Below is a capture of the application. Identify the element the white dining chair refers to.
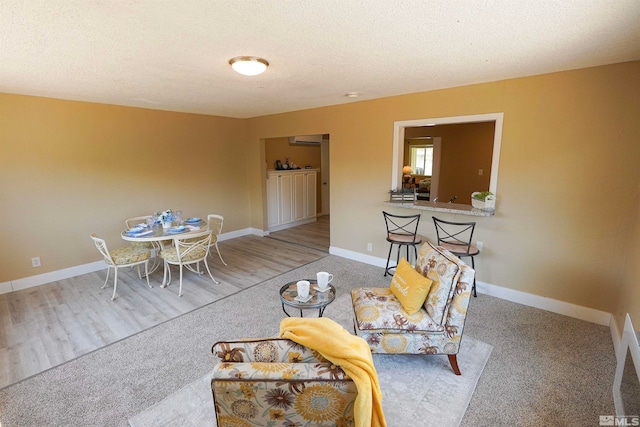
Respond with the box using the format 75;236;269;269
90;234;152;300
124;215;152;229
124;215;161;271
207;214;227;265
160;230;219;297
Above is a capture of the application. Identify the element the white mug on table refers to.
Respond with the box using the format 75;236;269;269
316;272;333;290
296;280;310;298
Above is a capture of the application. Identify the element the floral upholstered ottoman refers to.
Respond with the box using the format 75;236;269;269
211;338;357;426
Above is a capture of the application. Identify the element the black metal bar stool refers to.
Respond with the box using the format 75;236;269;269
382;211;422;276
432;216;480;297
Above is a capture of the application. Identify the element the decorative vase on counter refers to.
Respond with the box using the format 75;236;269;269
471;191;496;211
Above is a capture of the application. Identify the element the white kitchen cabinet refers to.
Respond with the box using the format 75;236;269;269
267;169;317;231
305;170;317;220
279;173;294;225
293;172;305;221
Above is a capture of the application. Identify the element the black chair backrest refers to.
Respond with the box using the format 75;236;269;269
432;216;476;254
383;211;421;243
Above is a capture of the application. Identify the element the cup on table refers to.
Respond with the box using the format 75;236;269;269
316;272;333;290
146;217;154;228
296;280;310;298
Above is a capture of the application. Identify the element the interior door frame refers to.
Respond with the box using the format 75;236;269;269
320;138;330;216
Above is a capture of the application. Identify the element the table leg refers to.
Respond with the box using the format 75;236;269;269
161;261;172;288
281;303;290;317
141;241;160;275
157;240;173;287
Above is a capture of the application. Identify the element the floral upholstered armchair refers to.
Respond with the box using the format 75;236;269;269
211;338;357;427
351;242;475;375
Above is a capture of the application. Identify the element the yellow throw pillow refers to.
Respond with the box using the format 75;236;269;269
390;258;433;315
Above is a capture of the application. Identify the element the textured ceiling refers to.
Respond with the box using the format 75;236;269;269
1;1;639;119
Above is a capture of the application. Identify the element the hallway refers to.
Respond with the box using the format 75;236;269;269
266;215;329;252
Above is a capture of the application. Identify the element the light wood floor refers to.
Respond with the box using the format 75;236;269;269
0;232;328;390
266;215;330;252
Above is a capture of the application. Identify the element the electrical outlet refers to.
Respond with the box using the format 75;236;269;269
476;241;484;251
31;257;41;267
367;243;373;252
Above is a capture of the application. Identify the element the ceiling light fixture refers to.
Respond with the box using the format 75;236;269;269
229;56;269;76
345;92;359;98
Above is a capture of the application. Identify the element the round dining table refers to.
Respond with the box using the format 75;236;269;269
120;220;209;276
120;223;208;245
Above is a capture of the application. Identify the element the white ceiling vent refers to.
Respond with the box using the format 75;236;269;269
289;135;323;145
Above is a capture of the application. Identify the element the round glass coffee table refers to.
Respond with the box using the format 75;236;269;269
279;280;336;317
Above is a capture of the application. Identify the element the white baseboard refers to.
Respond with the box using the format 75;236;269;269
611;315;622;359
219;227;267;240
0;281;12;294
329;246;389;268
331;245;613;326
477;280;611;326
11;261;106;292
1;227;263;295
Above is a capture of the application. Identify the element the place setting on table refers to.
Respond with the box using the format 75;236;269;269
121;210;208;242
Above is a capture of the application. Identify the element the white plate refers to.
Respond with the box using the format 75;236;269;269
168;226;186;233
186;218;202;223
294;295;313;303
126;226;144;234
313;286;331;293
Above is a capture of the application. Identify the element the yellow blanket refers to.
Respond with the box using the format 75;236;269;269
280;317;387;427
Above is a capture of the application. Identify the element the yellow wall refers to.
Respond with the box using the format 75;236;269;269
0;93;248;281
265;136;321;171
246;61;640;316
613;190;640;334
2;61;640;328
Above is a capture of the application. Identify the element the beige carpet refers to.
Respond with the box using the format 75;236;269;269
0;255;490;426
129;294;492;427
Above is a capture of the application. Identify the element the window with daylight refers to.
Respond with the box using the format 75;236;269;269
410;145;433;176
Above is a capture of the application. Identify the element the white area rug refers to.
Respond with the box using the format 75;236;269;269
129;296;492;427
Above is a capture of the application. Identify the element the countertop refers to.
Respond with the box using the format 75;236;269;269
383;200;495;217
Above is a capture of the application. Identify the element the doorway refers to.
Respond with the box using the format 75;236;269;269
321;137;330;215
263;134;330;251
266;215;330;252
